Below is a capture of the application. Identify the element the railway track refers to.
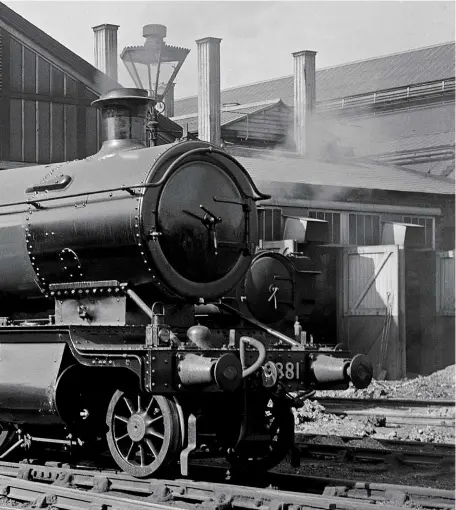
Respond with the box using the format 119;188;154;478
0;460;453;510
295;433;455;468
316;398;455;409
316;397;455;427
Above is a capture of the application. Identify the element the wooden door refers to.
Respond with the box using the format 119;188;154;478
342;245;405;379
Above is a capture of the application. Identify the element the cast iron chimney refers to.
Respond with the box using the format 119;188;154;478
293;50;317;155
196;37;222;146
93;23;119;82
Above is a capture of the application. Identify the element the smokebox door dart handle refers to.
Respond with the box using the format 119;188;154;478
182;206;222;255
268;285;279;309
199;205;222;256
199;204;222;225
182;209;205;222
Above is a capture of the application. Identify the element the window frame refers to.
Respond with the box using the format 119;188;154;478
308;209;341;244
402;215;435;249
347;211;381;246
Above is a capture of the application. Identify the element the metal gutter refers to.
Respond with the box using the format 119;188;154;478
262;198;442;216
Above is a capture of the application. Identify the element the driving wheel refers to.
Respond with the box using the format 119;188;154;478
106;390;181;478
227;397;294;473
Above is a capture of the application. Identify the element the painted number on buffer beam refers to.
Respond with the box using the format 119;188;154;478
275;361;300;380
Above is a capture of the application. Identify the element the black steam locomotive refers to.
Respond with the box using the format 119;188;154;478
0;88;372;478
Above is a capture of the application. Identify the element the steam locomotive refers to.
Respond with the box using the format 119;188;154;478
0;88;372;478
229;221;328;341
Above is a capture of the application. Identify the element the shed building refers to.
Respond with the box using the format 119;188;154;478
175;38;455;379
173;42;455;178
243;153;454;379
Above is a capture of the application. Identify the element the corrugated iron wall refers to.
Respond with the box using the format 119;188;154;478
0;29;3;94
223;105;292;147
0;29;101;165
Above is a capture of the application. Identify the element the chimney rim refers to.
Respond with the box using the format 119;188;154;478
196;37;222;44
92;23;120;31
91;88;154;108
292;50;317;58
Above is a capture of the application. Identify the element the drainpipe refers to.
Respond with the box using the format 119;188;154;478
164;83;175;117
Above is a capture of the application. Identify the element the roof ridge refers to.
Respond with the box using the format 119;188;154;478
175;41;455;102
172;99;286;125
176;76;292;101
316;40;455;72
221;98;284;110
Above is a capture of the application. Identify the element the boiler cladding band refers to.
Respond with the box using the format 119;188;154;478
0;147;271;211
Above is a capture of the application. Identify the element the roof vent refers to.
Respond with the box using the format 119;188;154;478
222;102;241;107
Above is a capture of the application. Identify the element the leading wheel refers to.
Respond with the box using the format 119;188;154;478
106;390;181;478
227;397;294;473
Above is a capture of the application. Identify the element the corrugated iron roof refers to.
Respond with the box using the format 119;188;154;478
365;132;455;155
330;104;455;170
336;104;455;144
237;154;455;195
174;42;455;116
171;99;286;133
407;160;455;179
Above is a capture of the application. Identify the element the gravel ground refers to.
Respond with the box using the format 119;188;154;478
315;365;455;400
286;364;455;491
293;365;455;444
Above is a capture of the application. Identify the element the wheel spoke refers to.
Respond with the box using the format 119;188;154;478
114;414;129;424
147;415;163;426
147;428;164;440
139;444;146;466
123;397;135;416
115;432;130;442
145;395;155;415
126;441;135;460
145;438;158;458
137;394;142;412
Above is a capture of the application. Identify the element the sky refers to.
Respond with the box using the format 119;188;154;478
3;1;455;99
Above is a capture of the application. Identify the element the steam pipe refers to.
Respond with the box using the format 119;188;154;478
126;289;152;319
219;303;300;347
240;336;266;378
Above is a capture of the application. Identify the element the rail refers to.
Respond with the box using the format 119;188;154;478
0;461;453;510
316;397;455;408
316;397;455;427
